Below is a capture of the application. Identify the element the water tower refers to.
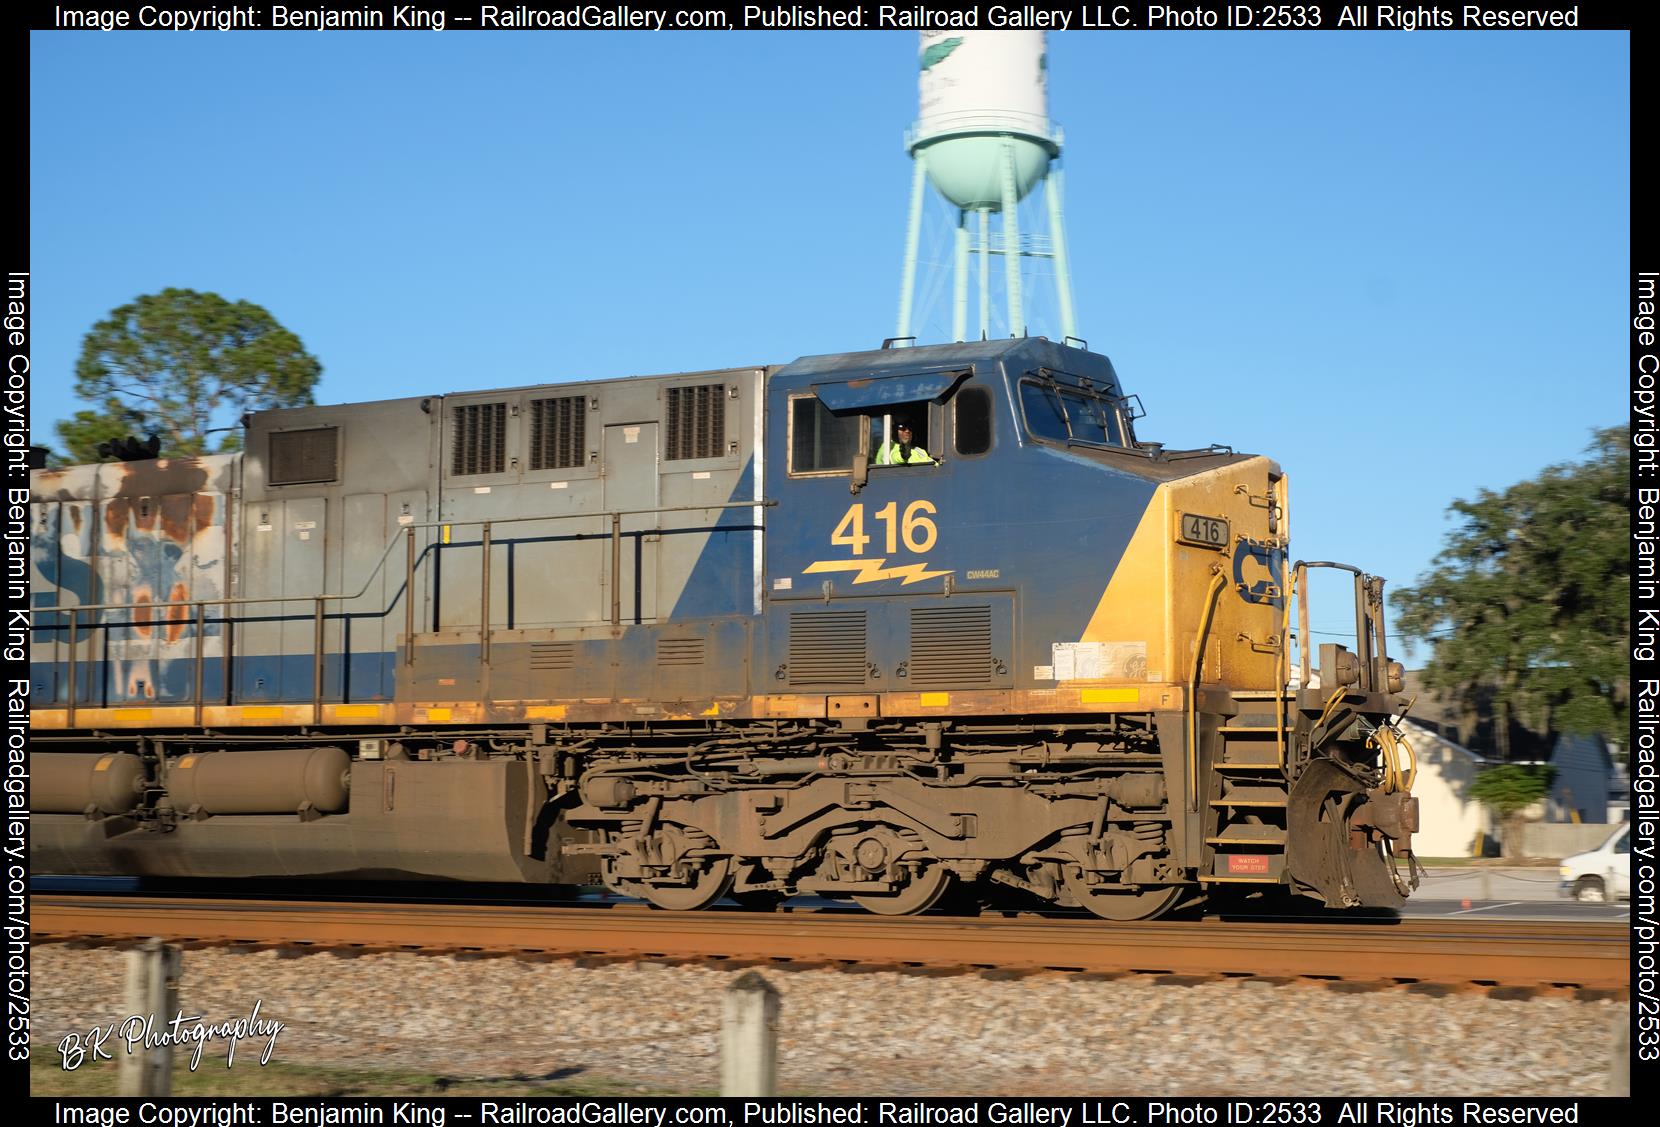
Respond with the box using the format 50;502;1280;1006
896;31;1077;345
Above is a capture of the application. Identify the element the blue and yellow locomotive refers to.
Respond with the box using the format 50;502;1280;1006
29;337;1419;916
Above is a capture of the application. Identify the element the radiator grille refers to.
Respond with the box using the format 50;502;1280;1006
269;427;338;485
909;605;993;688
529;642;576;670
657;638;706;667
664;383;726;461
529;396;586;471
787;611;868;688
452;402;507;476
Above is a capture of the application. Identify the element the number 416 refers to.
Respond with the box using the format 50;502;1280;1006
831;501;938;555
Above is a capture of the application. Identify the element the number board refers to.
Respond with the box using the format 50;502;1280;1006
1177;512;1230;551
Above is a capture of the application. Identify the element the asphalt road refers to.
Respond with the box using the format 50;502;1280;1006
1402;866;1631;921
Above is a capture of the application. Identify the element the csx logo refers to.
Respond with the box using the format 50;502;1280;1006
1233;540;1284;607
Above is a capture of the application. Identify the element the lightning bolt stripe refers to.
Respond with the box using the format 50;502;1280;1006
803;559;955;586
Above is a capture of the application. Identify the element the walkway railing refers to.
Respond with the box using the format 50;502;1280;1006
36;498;773;727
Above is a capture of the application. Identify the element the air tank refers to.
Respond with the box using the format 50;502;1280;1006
911;31;1057;211
167;747;350;816
35;752;146;816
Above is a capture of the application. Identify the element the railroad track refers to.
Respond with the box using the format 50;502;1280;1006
34;894;1629;995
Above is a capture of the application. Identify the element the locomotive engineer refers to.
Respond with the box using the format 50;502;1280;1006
874;418;934;465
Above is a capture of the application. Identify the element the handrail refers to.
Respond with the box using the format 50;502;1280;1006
1291;559;1388;697
1187;568;1227;813
42;497;775;719
1279;562;1301;772
34;499;776;616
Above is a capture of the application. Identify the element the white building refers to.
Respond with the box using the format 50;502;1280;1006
1399;720;1491;858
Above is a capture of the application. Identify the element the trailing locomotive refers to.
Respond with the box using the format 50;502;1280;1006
29;338;1420;918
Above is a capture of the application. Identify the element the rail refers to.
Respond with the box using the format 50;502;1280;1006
37;498;775;727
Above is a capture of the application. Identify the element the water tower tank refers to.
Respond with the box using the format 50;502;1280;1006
910;31;1057;211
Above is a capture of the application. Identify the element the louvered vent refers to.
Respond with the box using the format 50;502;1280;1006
452;403;507;476
269;427;338;486
529;396;586;471
787;611;867;688
664;383;726;461
530;642;576;670
657;638;706;667
909;605;993;688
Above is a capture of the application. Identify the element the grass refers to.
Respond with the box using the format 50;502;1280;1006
1416;857;1562;867
29;1052;683;1098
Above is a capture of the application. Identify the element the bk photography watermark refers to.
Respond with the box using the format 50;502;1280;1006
58;1002;285;1072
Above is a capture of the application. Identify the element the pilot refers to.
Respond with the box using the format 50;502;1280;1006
874;419;933;466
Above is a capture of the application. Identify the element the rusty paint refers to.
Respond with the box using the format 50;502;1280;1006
159;502;186;540
104;498;128;538
115;457;212;498
37;458;234;707
165;583;190;643
131;589;153;639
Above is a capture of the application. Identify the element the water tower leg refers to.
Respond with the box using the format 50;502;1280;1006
953;210;969;343
978;208;991;339
1045;167;1078;343
1000;139;1024;337
896;159;928;341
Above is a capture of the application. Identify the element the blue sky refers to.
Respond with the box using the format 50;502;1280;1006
28;30;1629;654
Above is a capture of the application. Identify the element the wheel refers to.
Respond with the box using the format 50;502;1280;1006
635;855;733;911
852;863;954;916
603;824;734;911
1573;876;1607;903
1063;867;1187;921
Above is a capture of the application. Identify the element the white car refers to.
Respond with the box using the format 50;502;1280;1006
1558;824;1631;902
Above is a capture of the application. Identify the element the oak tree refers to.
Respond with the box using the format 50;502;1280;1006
1390;427;1629;754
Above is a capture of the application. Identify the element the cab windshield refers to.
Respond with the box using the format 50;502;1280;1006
1019;379;1125;448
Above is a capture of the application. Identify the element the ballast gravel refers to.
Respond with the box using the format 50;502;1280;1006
29;944;1626;1096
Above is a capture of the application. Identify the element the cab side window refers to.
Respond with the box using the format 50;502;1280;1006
867;403;938;467
789;395;861;475
955;386;993;457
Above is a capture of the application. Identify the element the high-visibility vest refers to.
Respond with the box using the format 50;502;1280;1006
875;442;933;465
